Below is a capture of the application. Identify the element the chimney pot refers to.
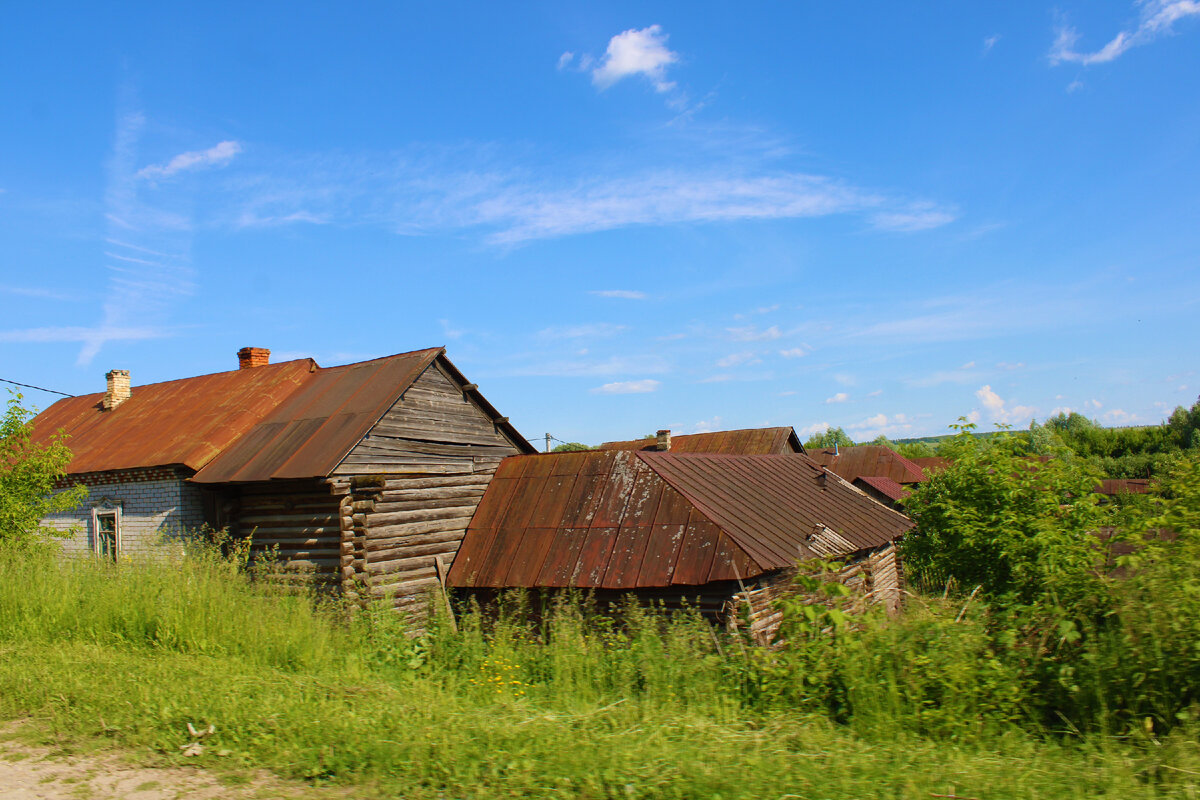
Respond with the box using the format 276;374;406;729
103;369;131;410
237;347;270;369
656;429;672;451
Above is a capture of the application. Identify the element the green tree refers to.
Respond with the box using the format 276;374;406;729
899;420;1109;604
0;394;85;548
896;440;936;459
803;426;854;450
551;442;591;452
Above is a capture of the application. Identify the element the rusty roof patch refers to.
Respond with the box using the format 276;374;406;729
598;427;802;455
447;451;913;590
809;446;927;485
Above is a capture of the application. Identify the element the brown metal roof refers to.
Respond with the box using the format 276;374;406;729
598;427;802;454
29;359;317;474
448;451;913;589
909;456;952;475
854;475;910;502
1095;479;1151;496
193;349;441;483
809;446;927;485
32;347;534;482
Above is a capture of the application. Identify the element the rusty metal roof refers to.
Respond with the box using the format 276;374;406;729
448;450;913;589
854;475;910;502
1095;479;1151;496
909;456;952;475
33;347;533;482
808;446;927;485
29;359;317;474
192;349;442;483
598;427;802;454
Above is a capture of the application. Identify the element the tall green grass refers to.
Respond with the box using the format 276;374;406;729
1;544;1198;798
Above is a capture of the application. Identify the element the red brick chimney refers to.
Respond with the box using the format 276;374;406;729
237;347;270;369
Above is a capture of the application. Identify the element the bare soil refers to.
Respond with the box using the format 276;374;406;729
0;724;353;800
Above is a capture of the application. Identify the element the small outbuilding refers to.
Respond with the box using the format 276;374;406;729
447;449;914;638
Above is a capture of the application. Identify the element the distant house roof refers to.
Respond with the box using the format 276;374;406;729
598;427;802;455
809;446;927;485
1095;479;1151;496
31;347;534;481
853;475;910;503
909;456;952;475
447;450;913;590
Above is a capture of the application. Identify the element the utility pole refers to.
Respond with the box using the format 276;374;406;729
545;432;552;453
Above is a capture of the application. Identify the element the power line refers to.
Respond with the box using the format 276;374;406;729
0;377;75;398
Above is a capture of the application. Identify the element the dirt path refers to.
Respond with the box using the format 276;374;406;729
0;725;351;800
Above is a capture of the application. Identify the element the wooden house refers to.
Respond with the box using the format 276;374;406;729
32;346;535;621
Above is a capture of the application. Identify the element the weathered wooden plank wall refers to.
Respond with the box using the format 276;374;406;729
230;479;344;590
328;360;524;626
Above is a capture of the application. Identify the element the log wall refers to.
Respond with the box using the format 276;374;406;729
228;479;344;590
327;359;524;627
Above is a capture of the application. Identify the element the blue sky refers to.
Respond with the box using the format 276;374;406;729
2;2;1197;446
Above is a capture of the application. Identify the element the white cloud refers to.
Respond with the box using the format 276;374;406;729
799;422;830;437
1103;409;1139;425
538;323;627;339
557;51;575;70
1067;79;1085;93
137;140;242;180
0;285;77;301
1050;406;1073;417
513;354;668;377
825;392;849;404
1088;398;1104;410
727;324;781;342
590;289;647;300
591;25;679;92
960;361;976;369
872;202;957;232
688;415;723;434
592;379;661;394
834;373;856;387
716;351;760;368
1050;1;1200;66
699;374;732;383
983;34;1001;53
779;346;810;358
976;384;1037;426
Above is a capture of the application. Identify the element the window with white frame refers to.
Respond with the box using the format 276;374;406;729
91;499;122;560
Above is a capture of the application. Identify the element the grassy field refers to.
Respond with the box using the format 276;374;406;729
2;546;1198;799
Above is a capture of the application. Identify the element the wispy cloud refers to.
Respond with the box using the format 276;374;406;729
538;323;627;339
825;392;849;404
727;324;781;342
510;354;669;377
872;202;957;232
590;289;647;300
779;346;810;358
983;34;1001;54
0;285;78;301
716;351;760;368
137;140;242;180
592;379;661;394
591;25;679;92
1050;1;1200;66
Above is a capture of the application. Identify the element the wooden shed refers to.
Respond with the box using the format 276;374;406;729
447;449;913;638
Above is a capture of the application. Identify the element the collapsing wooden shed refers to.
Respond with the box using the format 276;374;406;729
447;449;914;637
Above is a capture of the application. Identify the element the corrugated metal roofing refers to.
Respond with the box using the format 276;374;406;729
854;475;910;502
809;446;927;485
1096;479;1151;496
32;347;534;482
448;451;913;589
29;359;317;474
598;427;802;454
909;456;952;475
193;349;441;482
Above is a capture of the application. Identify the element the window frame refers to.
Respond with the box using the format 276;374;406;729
91;498;123;560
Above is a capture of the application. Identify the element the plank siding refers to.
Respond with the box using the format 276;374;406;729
333;360;524;627
229;479;344;590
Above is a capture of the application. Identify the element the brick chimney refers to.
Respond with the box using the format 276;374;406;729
237;347;270;369
103;369;131;410
656;429;672;451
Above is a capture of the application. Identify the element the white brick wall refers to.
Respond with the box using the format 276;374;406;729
43;476;207;558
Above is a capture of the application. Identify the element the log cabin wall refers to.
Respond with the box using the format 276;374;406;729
228;479;345;591
327;359;525;626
